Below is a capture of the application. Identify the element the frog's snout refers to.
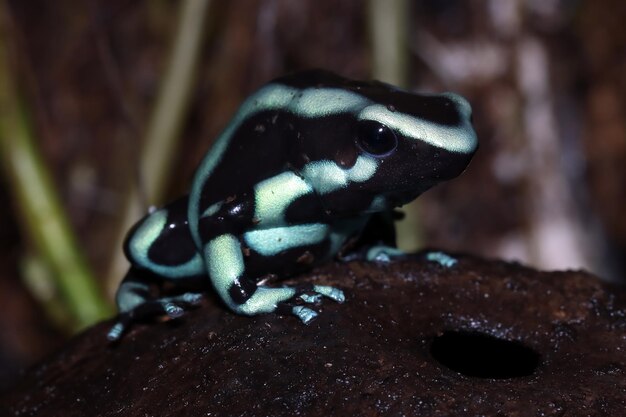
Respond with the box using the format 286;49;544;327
433;149;475;181
442;92;472;119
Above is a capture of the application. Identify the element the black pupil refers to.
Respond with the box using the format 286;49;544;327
357;121;397;156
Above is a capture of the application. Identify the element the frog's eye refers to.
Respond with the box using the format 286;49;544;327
356;121;398;157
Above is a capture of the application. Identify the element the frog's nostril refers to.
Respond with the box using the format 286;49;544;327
442;92;472;119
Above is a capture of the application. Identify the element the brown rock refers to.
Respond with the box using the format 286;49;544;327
1;253;625;416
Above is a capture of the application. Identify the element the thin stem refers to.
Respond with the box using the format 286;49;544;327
367;0;422;251
368;0;408;86
105;0;212;295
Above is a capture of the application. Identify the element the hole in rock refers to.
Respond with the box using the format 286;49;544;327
430;331;541;378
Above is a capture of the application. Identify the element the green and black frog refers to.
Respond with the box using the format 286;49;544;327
108;70;478;341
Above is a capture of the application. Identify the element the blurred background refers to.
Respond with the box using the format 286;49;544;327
0;0;624;389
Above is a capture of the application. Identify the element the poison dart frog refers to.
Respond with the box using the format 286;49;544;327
107;70;478;341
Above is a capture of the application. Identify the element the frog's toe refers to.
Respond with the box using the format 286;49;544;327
313;285;345;303
426;251;457;268
292;305;318;324
107;320;127;342
366;245;405;262
299;293;323;304
162;291;204;308
163;303;184;318
181;292;203;305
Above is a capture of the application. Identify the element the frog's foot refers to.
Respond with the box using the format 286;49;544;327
107;291;203;341
426;251;458;268
230;284;344;325
291;285;344;324
366;245;405;262
299;285;345;304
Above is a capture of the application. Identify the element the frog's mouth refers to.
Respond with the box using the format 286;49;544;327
385;184;434;208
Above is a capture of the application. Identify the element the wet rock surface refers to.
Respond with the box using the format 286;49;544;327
2;253;625;416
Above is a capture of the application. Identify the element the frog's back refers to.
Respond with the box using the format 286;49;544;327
193;105;297;208
188;70;359;219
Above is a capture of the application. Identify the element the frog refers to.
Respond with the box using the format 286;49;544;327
107;70;478;341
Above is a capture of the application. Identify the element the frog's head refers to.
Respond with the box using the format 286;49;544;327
276;70;478;216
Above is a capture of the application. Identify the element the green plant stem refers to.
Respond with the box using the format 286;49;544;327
0;5;113;329
21;253;74;329
142;0;211;202
367;0;422;251
106;0;212;295
368;0;408;86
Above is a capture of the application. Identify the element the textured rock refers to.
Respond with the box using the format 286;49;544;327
1;253;625;416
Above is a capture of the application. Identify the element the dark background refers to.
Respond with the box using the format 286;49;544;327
0;0;624;389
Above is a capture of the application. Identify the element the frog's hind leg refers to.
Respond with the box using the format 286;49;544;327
107;268;203;341
205;234;344;325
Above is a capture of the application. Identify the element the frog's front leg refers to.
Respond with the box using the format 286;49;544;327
338;212;406;263
204;233;343;324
